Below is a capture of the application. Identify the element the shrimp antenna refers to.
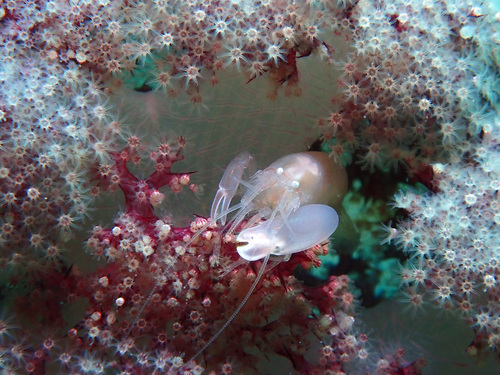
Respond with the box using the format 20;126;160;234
188;254;270;364
125;202;245;339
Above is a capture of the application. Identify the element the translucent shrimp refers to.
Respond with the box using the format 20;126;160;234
187;151;347;363
211;151;347;242
130;151;348;366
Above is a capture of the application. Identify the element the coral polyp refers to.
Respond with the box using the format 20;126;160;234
0;0;498;374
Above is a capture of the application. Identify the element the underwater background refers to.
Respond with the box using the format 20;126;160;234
0;0;499;374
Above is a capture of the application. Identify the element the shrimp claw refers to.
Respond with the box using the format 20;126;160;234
236;204;339;261
210;151;255;225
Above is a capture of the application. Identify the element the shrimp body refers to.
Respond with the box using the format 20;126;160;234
187;151;347;361
132;151;348;365
211;151;347;241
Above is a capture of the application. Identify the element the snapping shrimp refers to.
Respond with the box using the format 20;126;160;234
130;151;348;365
188;151;347;361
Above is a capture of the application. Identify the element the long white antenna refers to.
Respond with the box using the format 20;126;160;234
188;254;270;363
125;203;244;339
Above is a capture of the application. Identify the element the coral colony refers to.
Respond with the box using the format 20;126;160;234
0;0;498;374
